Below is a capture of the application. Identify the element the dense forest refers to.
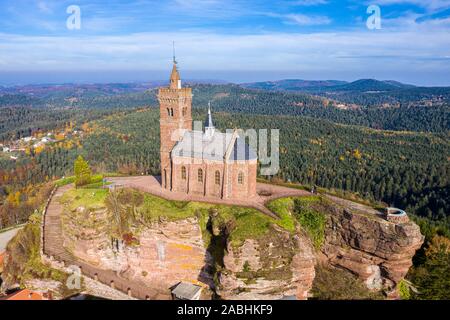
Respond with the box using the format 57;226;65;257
243;79;450;107
0;81;449;235
1;83;449;135
0;106;129;141
1;108;448;234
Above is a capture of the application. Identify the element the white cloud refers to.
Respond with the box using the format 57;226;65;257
36;1;52;14
292;0;329;6
366;0;450;11
0;24;449;75
283;13;332;25
265;12;332;26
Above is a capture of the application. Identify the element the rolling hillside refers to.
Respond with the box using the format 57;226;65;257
242;79;416;92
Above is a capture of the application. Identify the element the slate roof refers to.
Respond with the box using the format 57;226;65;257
171;282;202;300
205;104;214;129
172;130;257;161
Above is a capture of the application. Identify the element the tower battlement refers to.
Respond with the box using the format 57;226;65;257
159;60;193;190
158;87;192;94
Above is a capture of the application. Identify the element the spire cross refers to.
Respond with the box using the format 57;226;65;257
173;41;177;65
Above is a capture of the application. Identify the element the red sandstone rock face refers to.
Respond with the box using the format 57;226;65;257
217;226;316;300
63;211;212;296
322;206;424;292
61;196;423;300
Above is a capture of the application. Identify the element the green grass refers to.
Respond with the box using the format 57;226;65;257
60;185;295;248
139;192;275;247
59;188;108;211
55;176;75;187
139;192;208;222
226;208;273;246
266;197;297;232
293;198;326;249
80;181;111;189
55;174;104;187
257;177;385;211
267;196;322;233
267;196;326;249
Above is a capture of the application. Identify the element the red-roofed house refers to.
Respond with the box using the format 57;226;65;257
0;289;43;300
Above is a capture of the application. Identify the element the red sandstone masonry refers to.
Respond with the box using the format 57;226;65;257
158;69;193;191
158;63;257;200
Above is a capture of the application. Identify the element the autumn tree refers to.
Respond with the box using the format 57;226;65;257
409;235;450;299
74;155;91;187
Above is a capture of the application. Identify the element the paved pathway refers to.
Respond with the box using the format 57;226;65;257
107;176;312;218
324;194;385;219
0;226;24;252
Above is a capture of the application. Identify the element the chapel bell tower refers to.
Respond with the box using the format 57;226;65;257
158;50;193;190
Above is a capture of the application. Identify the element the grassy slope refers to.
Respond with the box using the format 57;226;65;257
267;196;326;249
58;184;335;251
2;212;82;297
59;186;302;247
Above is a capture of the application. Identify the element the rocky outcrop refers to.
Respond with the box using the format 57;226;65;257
62;207;212;297
217;225;316;300
322;203;424;293
61;194;423;300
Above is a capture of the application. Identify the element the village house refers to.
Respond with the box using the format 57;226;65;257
0;289;44;301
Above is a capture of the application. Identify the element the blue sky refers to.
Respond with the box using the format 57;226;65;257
0;0;450;85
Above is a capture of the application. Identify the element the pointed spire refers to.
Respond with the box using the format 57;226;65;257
206;101;214;129
172;41;177;65
169;42;181;89
205;101;215;138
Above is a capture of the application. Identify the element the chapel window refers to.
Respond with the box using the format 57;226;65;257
215;171;220;185
238;172;244;184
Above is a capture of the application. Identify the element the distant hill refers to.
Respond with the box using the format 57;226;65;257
242;78;415;93
1;82;448;133
324;79;416;92
240;79;450;109
0;80;228;99
241;79;347;91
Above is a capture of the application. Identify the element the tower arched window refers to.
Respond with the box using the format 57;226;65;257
170;108;174;116
167;108;170;116
198;169;203;183
215;171;220;185
238;172;244;185
182;107;186;116
181;166;186;180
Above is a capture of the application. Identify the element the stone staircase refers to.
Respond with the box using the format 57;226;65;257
43;184;75;264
